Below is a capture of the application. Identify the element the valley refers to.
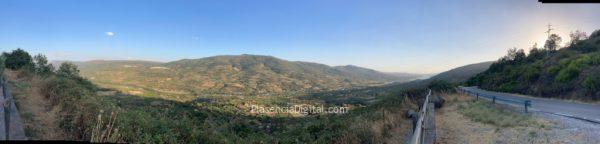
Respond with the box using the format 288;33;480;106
73;55;425;102
2;0;599;143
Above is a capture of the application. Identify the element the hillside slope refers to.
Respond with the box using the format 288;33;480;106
385;72;432;81
428;61;494;83
309;61;493;105
468;29;600;100
333;65;423;83
75;54;408;99
389;61;493;90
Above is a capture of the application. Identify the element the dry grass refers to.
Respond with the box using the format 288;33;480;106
435;93;553;144
5;70;65;140
335;109;412;144
334;97;415;144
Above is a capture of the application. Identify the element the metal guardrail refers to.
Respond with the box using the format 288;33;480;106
0;77;26;140
458;87;531;113
1;77;10;139
409;89;432;144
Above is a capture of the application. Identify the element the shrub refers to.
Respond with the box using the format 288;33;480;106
589;52;600;65
57;62;81;78
499;81;517;92
522;64;540;83
555;55;589;83
527;48;545;62
555;64;580;83
590;29;600;39
427;79;453;91
583;75;600;95
33;54;55;76
575;40;599;53
3;48;33;70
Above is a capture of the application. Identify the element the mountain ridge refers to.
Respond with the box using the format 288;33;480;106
71;54;423;99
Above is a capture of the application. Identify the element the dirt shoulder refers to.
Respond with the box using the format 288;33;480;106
6;70;65;140
435;93;593;144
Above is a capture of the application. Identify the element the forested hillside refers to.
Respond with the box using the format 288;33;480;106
468;29;600;100
74;54;414;101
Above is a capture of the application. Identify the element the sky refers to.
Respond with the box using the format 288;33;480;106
1;0;599;74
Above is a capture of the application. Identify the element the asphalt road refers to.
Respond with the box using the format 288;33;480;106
460;86;600;124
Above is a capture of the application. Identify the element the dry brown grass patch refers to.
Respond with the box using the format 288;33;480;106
5;70;66;140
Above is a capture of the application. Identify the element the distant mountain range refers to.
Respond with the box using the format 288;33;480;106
384;72;433;81
305;61;494;105
66;54;425;97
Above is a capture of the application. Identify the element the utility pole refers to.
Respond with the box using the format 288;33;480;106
546;24;554;38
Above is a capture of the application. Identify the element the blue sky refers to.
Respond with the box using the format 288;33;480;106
1;0;599;73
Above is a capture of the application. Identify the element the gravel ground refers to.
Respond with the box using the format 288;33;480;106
436;94;600;144
530;112;600;144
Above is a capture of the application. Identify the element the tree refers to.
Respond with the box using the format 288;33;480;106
569;30;588;46
590;29;600;39
528;43;544;61
544;34;562;51
583;75;600;98
505;48;518;61
57;62;80;78
3;48;33;70
514;48;526;62
502;48;525;62
34;54;55;76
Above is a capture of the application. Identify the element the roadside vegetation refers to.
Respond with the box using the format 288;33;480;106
0;48;444;143
468;29;600;100
437;93;557;144
458;101;534;128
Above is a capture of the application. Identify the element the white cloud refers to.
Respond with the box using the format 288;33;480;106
106;32;115;37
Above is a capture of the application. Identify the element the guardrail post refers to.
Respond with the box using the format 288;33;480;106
476;93;479;100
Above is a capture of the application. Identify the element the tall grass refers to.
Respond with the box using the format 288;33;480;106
91;110;120;143
458;101;533;128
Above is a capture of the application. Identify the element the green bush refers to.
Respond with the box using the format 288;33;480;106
589;52;600;65
576;40;599;53
522;62;541;82
499;81;517;92
583;75;600;95
33;54;55;76
555;65;580;83
3;48;33;70
57;62;81;78
555;56;589;83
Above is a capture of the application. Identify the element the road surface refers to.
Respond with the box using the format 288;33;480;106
460;86;600;124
